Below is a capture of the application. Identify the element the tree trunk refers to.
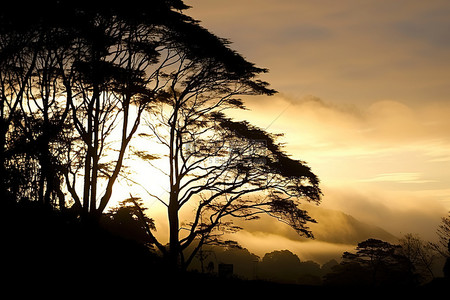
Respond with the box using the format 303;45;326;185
0;122;8;199
90;86;101;213
168;193;181;269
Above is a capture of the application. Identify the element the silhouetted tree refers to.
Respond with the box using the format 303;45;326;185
399;233;437;283
134;31;321;268
3;1;274;221
15;33;73;208
102;197;156;247
59;1;199;219
0;2;79;208
323;261;369;287
0;10;40;201
256;250;323;285
324;238;416;287
1;1;322;284
430;212;450;258
429;212;450;278
259;250;302;284
444;240;450;278
320;259;339;276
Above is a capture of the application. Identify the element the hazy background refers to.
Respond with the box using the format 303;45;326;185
117;0;450;264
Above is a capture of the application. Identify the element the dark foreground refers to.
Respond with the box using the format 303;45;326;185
1;201;448;297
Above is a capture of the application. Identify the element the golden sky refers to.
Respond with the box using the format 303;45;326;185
181;0;450;258
115;0;450;263
187;0;450;104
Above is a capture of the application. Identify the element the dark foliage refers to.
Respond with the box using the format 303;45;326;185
324;239;419;287
1;1;448;296
1;199;448;296
1;199;162;289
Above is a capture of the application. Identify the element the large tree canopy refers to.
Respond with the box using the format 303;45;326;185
1;0;321;273
0;0;277;216
130;14;321;267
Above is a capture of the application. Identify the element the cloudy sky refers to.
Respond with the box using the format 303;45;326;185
177;0;450;262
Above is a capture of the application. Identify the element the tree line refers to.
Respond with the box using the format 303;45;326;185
102;197;449;288
4;195;448;292
183;221;450;288
1;0;322;270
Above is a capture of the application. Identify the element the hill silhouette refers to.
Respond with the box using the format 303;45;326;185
0;200;334;296
230;203;398;265
1;200;447;297
233;201;397;245
305;204;398;244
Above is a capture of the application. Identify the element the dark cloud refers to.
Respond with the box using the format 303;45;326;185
392;7;450;47
186;0;450;102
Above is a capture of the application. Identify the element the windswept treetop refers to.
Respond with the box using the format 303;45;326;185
1;0;321;274
0;0;275;215
1;0;272;83
0;0;273;102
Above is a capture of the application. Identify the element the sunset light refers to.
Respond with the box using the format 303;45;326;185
2;0;449;295
183;0;450;260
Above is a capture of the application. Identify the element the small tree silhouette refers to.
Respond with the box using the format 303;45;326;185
325;238;416;287
102;197;156;247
